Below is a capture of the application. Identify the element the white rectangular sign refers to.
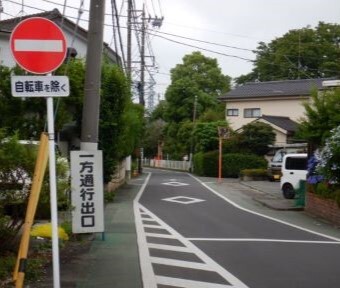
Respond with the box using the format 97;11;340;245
11;75;69;97
71;150;104;234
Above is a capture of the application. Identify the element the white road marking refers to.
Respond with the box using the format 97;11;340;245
14;39;63;52
133;173;157;288
156;276;233;288
162;196;205;205
138;204;249;288
162;181;189;187
145;233;176;239
143;224;163;229
187;238;340;244
151;257;213;270
134;172;249;288
189;174;340;243
147;243;191;252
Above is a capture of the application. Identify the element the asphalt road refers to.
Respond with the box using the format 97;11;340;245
135;169;340;288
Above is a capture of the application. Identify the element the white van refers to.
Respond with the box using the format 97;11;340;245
280;153;308;199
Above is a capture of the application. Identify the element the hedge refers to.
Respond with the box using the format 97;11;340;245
193;151;267;178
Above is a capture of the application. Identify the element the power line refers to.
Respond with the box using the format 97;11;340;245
111;0;126;71
147;31;253;61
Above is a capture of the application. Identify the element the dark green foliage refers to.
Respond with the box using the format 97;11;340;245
235;22;340;84
240;169;268;177
99;63;129;182
298;88;340;146
193;151;267;177
194;121;228;153
238;122;276;155
156;52;231;159
143;119;166;158
165;52;230;123
99;63;143;182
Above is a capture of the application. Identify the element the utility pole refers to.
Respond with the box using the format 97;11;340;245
80;0;105;150
189;95;198;172
140;4;146;106
127;0;132;79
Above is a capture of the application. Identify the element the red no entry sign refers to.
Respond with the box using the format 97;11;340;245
10;17;67;74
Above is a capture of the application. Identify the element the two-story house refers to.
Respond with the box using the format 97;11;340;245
218;78;334;146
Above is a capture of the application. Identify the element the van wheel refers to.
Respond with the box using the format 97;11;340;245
282;184;295;199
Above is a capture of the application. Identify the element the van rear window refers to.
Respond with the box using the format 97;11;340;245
285;157;307;170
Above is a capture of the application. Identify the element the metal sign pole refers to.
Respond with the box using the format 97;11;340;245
46;95;61;288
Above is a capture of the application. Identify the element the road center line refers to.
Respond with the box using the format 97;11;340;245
187;238;340;244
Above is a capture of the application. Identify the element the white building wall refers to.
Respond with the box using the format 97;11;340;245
226;97;310;131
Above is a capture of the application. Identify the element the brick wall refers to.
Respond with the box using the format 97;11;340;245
305;192;340;226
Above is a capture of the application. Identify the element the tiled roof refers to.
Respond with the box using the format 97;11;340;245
0;9;63;32
260;115;298;133
219;78;337;100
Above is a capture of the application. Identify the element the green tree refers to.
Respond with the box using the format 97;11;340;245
298;88;340;146
159;52;230;159
239;122;275;155
194;121;228;153
235;22;340;84
165;51;230;122
143;119;165;158
99;62;144;182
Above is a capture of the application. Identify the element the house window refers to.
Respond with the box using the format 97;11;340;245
244;108;261;118
226;109;239;116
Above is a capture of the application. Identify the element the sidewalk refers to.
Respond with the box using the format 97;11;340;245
34;177;144;288
239;180;303;211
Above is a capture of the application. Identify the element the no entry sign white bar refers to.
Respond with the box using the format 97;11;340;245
14;39;64;52
11;75;69;97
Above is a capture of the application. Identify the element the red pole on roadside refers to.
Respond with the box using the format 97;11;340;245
218;137;222;183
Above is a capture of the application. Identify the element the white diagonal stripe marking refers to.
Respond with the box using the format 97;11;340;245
14;39;63;52
148;243;191;252
151;257;212;270
156;276;233;288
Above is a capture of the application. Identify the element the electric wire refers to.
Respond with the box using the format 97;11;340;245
112;0;127;71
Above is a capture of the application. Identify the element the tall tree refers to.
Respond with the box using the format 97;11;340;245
235;22;340;85
165;51;231;123
298;88;340;146
158;52;230;159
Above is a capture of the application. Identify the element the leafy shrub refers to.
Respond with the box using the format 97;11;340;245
222;154;267;178
104;190;116;203
240;169;268;177
194;151;267;177
0;255;44;282
315;182;333;199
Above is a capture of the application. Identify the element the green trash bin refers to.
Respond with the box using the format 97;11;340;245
295;180;306;207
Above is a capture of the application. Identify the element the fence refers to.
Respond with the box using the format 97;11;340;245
143;159;191;172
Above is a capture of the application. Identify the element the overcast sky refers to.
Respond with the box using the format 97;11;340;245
1;0;340;103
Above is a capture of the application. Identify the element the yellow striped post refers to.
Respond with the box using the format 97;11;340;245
13;133;49;287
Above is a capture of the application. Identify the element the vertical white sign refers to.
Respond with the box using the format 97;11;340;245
71;150;104;233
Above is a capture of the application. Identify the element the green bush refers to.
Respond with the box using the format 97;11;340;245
315;182;333;199
240;169;268;177
194;151;267;178
222;154;267;178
